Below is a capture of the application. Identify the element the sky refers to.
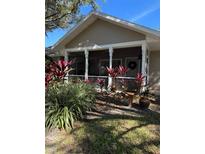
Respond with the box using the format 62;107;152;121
45;0;160;47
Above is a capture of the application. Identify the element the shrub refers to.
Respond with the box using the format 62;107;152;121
45;81;96;130
45;57;73;88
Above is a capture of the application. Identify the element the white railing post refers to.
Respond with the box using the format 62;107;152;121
108;47;113;88
64;50;69;81
84;49;89;80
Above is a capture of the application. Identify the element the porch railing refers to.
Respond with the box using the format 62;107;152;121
66;75;136;90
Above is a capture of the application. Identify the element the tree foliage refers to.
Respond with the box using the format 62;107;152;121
45;0;98;32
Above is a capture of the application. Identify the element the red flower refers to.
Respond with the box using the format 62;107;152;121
106;67;118;78
118;65;128;76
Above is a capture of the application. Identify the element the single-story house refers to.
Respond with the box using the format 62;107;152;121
49;12;160;95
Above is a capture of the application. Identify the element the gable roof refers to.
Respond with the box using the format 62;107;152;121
52;11;160;50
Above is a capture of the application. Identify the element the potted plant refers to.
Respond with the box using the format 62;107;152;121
135;73;151;109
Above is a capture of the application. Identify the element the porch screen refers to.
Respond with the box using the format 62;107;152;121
99;59;121;76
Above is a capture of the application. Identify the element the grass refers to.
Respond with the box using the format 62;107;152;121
45;108;160;154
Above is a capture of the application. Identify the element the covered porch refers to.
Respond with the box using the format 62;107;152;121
63;40;149;90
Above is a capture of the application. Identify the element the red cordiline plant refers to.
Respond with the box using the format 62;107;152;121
135;73;145;94
106;66;129;91
106;67;118;78
96;78;105;92
118;65;128;76
45;58;73;88
118;65;128;91
106;67;118;91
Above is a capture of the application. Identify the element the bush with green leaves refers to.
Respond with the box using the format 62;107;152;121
45;81;96;130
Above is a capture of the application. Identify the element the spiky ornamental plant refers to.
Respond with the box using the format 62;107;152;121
45;57;73;88
106;66;129;92
118;65;128;91
106;67;119;91
45;81;96;131
135;73;145;95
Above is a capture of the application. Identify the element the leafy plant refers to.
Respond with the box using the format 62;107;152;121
106;67;118;78
118;65;128;91
96;78;105;92
45;81;96;130
118;65;128;76
106;66;128;91
45;0;99;32
45;57;73;88
135;73;145;94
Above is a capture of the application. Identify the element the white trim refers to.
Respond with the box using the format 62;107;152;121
67;74;135;80
65;40;146;52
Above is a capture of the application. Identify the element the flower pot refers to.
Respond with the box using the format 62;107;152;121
139;97;151;109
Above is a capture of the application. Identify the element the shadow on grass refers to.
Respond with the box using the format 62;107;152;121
72;109;160;154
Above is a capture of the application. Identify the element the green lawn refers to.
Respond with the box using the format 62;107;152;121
46;105;160;154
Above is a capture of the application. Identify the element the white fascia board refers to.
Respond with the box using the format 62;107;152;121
64;40;146;52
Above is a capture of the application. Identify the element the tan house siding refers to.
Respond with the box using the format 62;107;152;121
65;19;145;48
149;51;160;95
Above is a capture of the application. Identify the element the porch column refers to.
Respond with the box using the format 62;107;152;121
146;49;150;84
108;47;113;88
64;50;68;80
84;49;89;80
141;43;147;87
